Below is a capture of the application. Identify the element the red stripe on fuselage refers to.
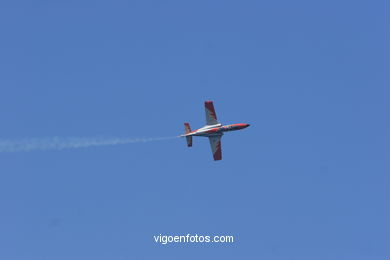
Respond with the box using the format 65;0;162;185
205;128;219;134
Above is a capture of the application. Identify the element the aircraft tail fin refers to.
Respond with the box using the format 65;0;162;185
184;123;192;147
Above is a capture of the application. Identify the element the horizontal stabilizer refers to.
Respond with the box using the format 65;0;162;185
184;123;191;134
186;136;192;147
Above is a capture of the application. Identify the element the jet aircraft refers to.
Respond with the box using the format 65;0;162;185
181;101;250;161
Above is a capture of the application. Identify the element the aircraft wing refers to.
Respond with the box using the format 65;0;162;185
209;135;222;161
205;101;219;125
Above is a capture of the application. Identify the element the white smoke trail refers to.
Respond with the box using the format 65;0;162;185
0;136;178;153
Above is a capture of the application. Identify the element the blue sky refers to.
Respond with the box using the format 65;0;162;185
0;0;387;259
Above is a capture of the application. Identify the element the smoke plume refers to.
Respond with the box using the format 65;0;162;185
0;136;177;153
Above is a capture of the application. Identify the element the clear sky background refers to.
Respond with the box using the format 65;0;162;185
0;0;387;259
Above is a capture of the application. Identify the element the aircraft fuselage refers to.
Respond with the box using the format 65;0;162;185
182;123;250;137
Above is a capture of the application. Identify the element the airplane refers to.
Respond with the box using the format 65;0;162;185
181;101;250;161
